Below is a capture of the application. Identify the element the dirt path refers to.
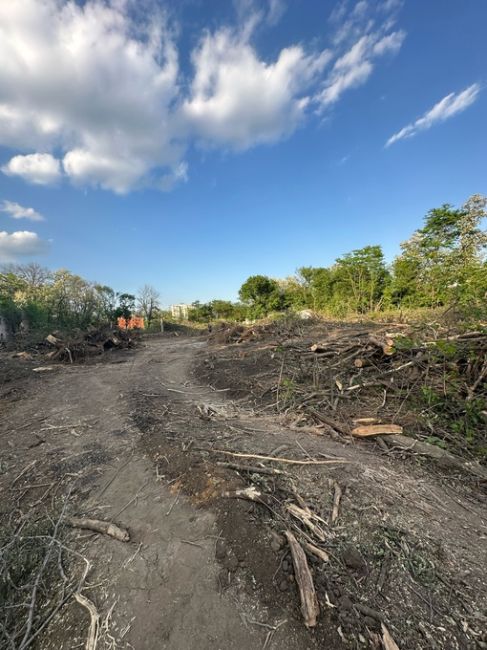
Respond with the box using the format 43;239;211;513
1;335;486;649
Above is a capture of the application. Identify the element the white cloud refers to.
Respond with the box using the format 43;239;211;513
386;84;480;146
0;0;406;193
0;231;49;262
184;27;331;149
0;0;180;194
317;30;405;108
0;200;44;222
2;153;62;186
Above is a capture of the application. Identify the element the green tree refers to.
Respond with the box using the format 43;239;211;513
114;293;136;326
239;275;286;317
333;245;388;313
389;195;487;308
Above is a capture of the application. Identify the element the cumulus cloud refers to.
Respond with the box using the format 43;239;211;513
386;84;480;146
0;0;405;193
0;200;44;222
0;231;50;262
0;0;180;194
2;153;62;186
184;28;331;149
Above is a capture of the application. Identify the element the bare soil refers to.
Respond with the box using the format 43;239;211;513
1;327;486;650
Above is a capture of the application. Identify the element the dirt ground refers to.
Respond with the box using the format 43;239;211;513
1;329;486;649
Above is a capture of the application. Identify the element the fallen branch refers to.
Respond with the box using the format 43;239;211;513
68;517;130;542
303;541;329;563
331;482;342;524
285;531;319;628
307;409;351;436
217;461;288;476
381;623;401;650
208;449;350;466
75;593;100;650
286;503;327;542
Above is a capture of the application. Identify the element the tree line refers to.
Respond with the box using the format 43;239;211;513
1;194;485;338
190;194;487;322
0;263;166;339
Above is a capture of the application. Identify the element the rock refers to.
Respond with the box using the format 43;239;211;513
339;595;353;611
342;545;367;572
282;560;290;572
363;616;379;629
279;580;289;592
270;540;282;553
224;555;239;572
270;530;285;551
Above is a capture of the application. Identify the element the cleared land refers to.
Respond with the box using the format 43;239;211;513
0;321;486;649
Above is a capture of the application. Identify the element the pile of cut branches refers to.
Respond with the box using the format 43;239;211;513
0;494;91;649
272;326;487;461
42;326;137;363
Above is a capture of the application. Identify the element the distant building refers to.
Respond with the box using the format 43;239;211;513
170;304;191;320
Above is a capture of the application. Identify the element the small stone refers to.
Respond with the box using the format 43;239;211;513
363;616;379;629
287;574;295;583
279;580;289;592
224;555;239;572
339;595;353;611
270;531;285;549
282;560;290;572
270;540;281;553
342;546;367;572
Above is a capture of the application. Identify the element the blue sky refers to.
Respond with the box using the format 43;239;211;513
0;0;485;306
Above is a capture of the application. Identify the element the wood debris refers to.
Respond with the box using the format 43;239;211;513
68;517;130;542
75;593;100;650
286;503;327;542
43;327;137;363
284;531;320;627
331;482;342;524
381;623;401;650
352;424;403;437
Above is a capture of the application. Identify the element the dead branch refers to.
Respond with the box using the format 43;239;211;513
207;449;350;465
331;482;342;524
286;503;327;541
75;593;100;650
217;461;288;476
302;541;329;563
381;623;401;650
284;531;319;627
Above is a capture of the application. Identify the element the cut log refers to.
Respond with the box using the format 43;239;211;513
352;424;403;437
46;334;63;346
369;335;394;356
68;517;130;541
285;531;319;627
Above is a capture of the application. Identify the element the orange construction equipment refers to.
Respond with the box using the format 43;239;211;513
117;316;145;330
